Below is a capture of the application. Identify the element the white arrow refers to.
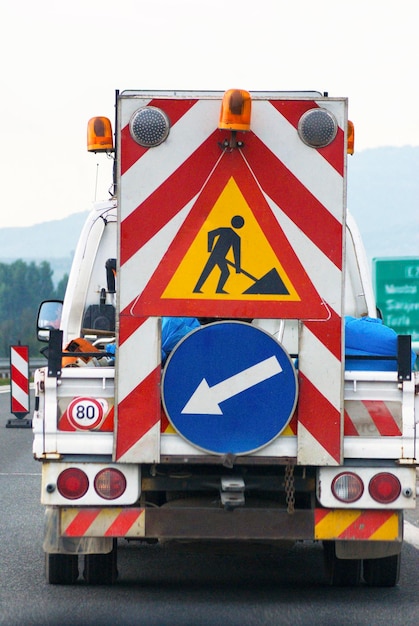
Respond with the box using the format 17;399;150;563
181;355;283;415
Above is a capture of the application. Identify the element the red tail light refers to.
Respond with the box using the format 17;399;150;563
368;473;401;504
57;468;89;500
94;468;127;500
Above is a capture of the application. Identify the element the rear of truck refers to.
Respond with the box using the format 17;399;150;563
33;90;417;586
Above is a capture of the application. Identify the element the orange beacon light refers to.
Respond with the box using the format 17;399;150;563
347;120;355;155
87;117;114;153
218;89;252;132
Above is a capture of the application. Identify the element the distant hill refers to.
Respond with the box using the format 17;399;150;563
0;146;418;283
347;146;419;259
0;211;88;283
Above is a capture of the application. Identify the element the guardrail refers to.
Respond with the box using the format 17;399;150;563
0;358;46;379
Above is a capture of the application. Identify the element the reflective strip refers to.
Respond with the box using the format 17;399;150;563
344;400;402;436
61;508;145;538
314;509;401;541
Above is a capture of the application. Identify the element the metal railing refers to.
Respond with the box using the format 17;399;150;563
0;358;46;379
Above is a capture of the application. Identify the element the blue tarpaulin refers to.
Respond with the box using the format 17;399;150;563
345;316;416;371
161;317;201;361
105;317;201;364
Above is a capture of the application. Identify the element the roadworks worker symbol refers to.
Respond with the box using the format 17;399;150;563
162;178;299;301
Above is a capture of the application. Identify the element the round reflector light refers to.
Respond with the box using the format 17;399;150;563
298;108;338;147
368;473;401;504
94;468;127;500
331;472;364;503
57;468;89;500
129;106;170;147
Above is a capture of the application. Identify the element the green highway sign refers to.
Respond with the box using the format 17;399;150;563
373;257;419;342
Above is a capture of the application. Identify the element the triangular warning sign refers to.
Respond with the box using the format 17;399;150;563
132;151;327;319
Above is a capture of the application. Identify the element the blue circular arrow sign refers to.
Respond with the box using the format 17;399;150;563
162;321;298;455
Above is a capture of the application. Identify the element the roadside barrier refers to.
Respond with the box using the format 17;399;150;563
4;347;41;428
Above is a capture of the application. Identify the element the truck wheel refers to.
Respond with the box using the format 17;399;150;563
363;554;400;587
323;541;362;587
83;540;118;585
45;553;79;585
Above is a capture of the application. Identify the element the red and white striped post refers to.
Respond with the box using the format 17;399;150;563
9;345;30;424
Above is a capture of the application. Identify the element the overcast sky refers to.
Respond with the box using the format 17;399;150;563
1;0;418;229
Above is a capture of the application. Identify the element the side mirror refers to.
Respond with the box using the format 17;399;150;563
37;300;63;342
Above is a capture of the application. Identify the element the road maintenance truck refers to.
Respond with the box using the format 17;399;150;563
33;89;418;586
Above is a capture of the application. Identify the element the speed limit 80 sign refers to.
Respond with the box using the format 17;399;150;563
66;397;109;431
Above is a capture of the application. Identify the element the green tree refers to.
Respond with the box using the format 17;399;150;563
55;273;69;300
0;259;60;357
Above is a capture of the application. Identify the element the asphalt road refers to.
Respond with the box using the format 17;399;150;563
0;389;418;626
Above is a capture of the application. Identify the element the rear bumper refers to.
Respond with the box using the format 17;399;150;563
57;507;402;542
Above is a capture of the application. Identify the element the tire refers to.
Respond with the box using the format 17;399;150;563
83;540;118;585
45;553;79;585
363;554;401;587
323;541;362;587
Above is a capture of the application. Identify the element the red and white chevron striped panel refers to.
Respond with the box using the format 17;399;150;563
61;507;145;538
116;93;347;464
10;345;29;415
344;400;402;436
